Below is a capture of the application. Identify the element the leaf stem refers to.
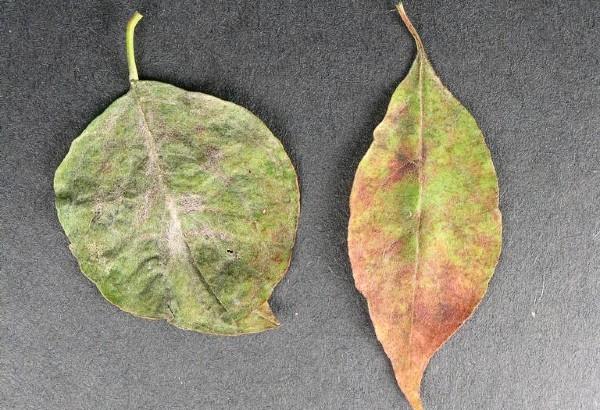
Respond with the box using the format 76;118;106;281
397;3;426;56
126;11;143;82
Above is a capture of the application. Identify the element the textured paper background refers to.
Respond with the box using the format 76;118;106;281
1;1;599;409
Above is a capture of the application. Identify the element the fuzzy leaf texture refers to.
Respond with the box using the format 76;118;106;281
347;5;502;409
54;13;299;335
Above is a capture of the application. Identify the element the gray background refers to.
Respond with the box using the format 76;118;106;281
1;0;599;409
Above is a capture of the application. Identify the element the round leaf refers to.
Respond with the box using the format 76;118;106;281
55;81;299;335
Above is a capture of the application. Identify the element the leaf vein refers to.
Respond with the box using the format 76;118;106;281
131;86;229;312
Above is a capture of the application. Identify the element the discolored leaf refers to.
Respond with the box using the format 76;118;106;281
347;4;502;408
54;12;299;335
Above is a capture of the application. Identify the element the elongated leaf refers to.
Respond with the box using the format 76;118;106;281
54;13;299;335
348;4;502;408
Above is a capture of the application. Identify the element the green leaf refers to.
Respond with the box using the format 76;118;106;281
54;12;299;335
348;4;502;408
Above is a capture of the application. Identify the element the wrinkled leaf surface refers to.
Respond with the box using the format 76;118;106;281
55;81;299;335
348;5;502;408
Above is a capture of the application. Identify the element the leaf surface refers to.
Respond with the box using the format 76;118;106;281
347;4;502;408
54;13;299;335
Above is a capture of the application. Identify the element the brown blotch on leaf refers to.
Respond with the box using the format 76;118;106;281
383;157;418;188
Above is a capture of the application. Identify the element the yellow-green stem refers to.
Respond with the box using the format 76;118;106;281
126;11;143;82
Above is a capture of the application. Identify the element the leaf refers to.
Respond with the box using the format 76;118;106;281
54;12;299;335
347;4;502;409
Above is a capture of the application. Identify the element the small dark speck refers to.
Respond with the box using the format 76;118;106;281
226;249;234;254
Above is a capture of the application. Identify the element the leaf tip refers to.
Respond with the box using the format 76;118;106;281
407;395;424;410
400;384;425;410
397;373;425;410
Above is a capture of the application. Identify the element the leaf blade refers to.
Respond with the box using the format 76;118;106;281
348;5;501;408
55;81;299;335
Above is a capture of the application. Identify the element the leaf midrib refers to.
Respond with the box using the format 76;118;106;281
130;85;229;312
406;53;425;364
